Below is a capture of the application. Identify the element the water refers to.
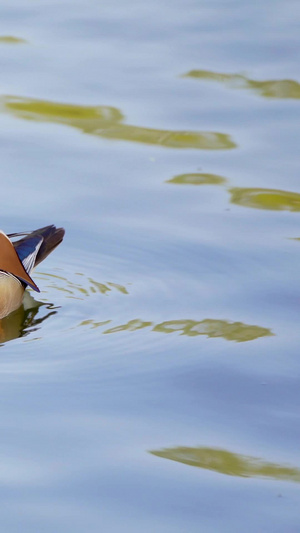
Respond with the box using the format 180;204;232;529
0;0;299;531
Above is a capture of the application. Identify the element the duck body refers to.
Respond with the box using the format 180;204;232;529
0;273;24;319
0;225;65;318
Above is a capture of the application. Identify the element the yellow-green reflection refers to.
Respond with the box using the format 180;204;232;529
166;173;227;186
36;272;129;300
230;187;300;211
150;446;300;482
184;69;300;99
91;318;273;342
78;319;111;329
0;36;27;44
0;95;236;150
0;292;56;344
103;319;153;334
152;319;273;342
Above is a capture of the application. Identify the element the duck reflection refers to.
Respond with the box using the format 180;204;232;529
150;446;300;483
0;292;56;344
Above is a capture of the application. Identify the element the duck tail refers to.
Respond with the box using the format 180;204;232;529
11;225;65;268
33;225;65;267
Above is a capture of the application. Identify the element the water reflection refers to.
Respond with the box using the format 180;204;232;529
0;96;236;150
0;36;27;44
184;69;300;99
81;318;273;342
230;187;300;211
152;319;273;341
166;173;227;186
166;174;300;213
150;446;300;483
0;293;56;344
36;272;128;299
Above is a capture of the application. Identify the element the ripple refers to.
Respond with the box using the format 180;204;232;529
35;271;129;300
0;267;273;347
0;268;130;344
150;446;300;482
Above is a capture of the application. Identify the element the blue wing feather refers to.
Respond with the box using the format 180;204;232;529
14;236;43;274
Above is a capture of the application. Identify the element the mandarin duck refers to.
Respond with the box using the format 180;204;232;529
0;225;65;318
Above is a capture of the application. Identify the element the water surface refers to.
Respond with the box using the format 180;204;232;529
0;0;299;531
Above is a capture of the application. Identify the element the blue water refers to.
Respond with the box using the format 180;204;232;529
0;0;299;531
